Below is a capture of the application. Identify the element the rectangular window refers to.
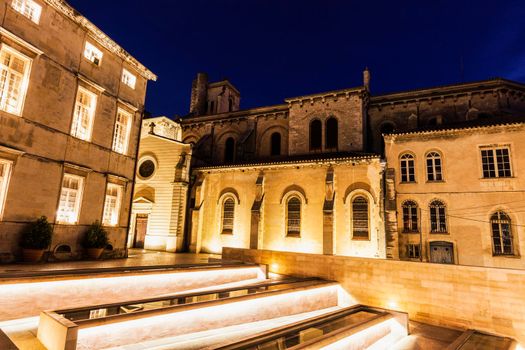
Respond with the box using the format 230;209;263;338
407;244;420;259
121;69;136;89
0;159;13;219
481;147;512;178
71;86;97;141
11;0;42;24
102;183;122;226
0;45;32;116
83;42;103;66
112;109;132;154
57;174;84;224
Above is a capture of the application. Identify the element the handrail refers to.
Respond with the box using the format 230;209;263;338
209;305;388;350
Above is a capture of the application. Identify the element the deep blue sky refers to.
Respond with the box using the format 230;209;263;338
67;0;525;117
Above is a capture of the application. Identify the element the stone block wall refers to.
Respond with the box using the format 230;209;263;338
223;247;525;345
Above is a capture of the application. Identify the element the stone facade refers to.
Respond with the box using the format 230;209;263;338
223;247;525;345
0;0;155;261
368;79;525;153
189;157;386;258
170;72;525;265
129;117;192;252
384;122;525;268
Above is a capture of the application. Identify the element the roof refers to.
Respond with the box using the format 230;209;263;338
49;0;156;81
285;86;366;103
384;117;525;137
371;78;525;103
178;104;288;124
193;152;381;170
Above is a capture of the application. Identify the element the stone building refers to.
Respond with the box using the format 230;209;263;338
384;120;525;268
0;0;156;261
369;78;525;153
129;117;191;252
181;72;387;257
173;72;525;265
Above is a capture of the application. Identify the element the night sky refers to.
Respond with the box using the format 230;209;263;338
67;0;525;117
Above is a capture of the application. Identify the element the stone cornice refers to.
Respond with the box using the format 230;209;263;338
179;104;289;127
370;78;525;107
45;0;157;81
284;86;366;106
384;121;525;141
193;154;380;173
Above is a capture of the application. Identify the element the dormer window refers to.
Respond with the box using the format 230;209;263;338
122;69;136;89
12;0;42;24
84;42;102;66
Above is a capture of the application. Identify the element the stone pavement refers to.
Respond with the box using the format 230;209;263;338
0;249;221;274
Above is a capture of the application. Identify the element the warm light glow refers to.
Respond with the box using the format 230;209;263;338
270;263;279;272
0;266;264;321
84;41;103;65
387;300;398;310
74;284;339;350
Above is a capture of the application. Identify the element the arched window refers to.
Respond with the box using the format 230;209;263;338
221;198;235;233
400;153;415;183
352;196;369;239
310;119;322;151
224;137;235;163
286;197;301;236
325;117;338;151
228;97;233;112
270;132;281;156
402;200;419;232
491;211;514;255
426;152;443;181
430;200;447;233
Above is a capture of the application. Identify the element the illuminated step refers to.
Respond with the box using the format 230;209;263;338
209;305;409;350
37;279;340;350
0;264;266;321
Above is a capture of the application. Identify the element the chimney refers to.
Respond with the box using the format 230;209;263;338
363;67;370;91
189;72;208;115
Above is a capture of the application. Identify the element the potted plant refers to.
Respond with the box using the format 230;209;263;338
83;221;109;259
20;216;53;263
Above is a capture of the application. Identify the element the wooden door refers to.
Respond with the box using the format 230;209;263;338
134;214;148;248
429;241;454;264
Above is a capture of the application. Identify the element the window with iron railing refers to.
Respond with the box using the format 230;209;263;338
286;197;301;236
429;200;447;233
221;198;235;233
491;211;514;256
352;196;369;239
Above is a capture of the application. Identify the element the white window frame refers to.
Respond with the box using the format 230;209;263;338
426;151;443;182
400;153;416;183
83;41;103;66
11;0;42;24
57;173;84;225
0;44;32;116
121;69;136;89
480;145;512;179
70;86;97;141
0;159;13;220
102;183;123;226
112;108;132;155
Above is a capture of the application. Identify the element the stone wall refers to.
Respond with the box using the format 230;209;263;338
190;157;385;259
0;1;154;261
223;247;525;344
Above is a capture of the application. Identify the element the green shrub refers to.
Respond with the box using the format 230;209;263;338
83;221;109;249
20;216;53;249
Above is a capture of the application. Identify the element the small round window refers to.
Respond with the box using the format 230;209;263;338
138;158;156;179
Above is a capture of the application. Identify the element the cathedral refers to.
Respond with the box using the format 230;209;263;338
131;70;525;268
